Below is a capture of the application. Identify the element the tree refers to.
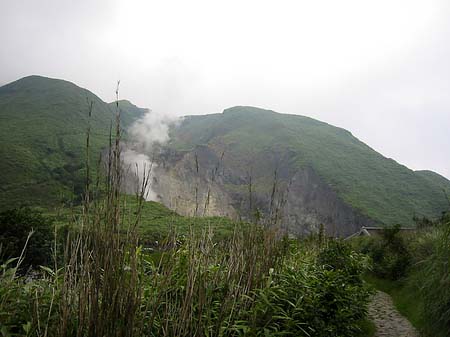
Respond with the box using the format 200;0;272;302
0;208;53;269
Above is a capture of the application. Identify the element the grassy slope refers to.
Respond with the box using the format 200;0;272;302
49;195;236;241
0;76;143;209
169;106;450;225
123;196;236;240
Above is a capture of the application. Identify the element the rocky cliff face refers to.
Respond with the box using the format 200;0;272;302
280;168;375;236
151;145;238;218
150;144;375;237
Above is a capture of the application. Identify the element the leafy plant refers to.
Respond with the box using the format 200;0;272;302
235;240;372;337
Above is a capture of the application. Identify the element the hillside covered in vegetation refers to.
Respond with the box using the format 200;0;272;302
0;76;144;209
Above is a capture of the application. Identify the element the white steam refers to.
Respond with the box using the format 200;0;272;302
122;109;180;201
129;110;176;153
122;149;157;201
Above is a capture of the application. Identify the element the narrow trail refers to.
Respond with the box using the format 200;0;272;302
368;291;419;337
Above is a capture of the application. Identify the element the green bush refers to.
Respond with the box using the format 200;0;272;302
0;208;53;270
317;240;368;283
238;241;372;337
356;225;411;280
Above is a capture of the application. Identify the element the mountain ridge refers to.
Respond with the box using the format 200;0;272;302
1;76;449;235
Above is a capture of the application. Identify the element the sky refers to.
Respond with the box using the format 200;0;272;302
1;0;450;179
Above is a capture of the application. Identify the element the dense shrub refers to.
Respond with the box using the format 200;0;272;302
356;225;411;280
0;208;53;270
318;240;368;283
239;241;371;337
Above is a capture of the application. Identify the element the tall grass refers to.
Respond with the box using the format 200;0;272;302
140;224;287;337
53;84;146;336
418;217;450;337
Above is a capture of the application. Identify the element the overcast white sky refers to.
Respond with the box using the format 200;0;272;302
1;0;449;178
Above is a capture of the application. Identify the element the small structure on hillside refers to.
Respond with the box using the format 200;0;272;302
344;226;415;240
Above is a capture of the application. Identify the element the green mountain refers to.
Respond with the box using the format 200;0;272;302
1;77;449;236
0;76;143;209
149;106;450;235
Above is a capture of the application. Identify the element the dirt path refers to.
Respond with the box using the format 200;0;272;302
368;291;419;337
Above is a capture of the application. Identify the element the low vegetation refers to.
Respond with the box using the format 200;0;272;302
0;217;372;336
48;195;236;243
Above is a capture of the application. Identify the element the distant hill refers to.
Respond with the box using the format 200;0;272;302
149;106;450;235
0;76;144;209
